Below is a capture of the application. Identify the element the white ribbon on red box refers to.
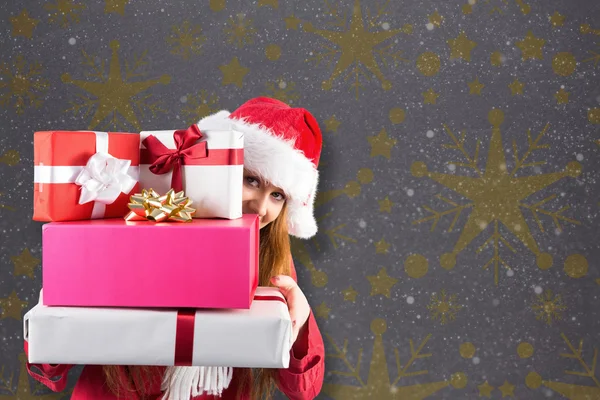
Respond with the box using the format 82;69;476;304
33;131;139;218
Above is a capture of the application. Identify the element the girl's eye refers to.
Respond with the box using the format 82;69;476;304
245;177;259;186
271;192;285;201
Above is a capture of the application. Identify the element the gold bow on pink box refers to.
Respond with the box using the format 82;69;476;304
125;188;196;222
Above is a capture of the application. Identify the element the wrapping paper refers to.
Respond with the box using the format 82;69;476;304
33;130;140;221
25;287;291;368
139;120;243;220
42;215;259;309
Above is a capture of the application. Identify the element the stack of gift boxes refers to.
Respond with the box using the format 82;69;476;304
23;116;293;394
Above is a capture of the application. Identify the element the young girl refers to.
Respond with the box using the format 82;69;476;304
26;97;326;399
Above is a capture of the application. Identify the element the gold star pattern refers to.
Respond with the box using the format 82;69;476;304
315;302;331;319
284;15;301;30
342;286;358;302
498;380;515;397
258;0;278;8
509;78;525;95
462;3;473;14
555;88;569;104
515;31;546;61
104;0;129;15
219;56;249;88
378;196;394;213
0;291;28;321
367;267;398;298
429;10;444;27
44;0;85;28
447;31;477;62
468;77;485;95
10;9;39;39
491;51;504;67
11;248;40;278
374;238;390;254
62;40;170;130
423;88;440;104
367;128;397;159
549;11;565;28
412;109;581;284
324;115;341;132
303;0;403;92
478;381;495;398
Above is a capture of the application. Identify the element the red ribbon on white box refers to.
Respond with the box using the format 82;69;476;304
33;132;139;219
173;294;287;366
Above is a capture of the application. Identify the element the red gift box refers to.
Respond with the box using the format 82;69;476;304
33;131;140;221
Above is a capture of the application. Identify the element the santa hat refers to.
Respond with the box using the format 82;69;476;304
198;97;323;239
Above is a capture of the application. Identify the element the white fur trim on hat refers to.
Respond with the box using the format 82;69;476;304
197;110;319;239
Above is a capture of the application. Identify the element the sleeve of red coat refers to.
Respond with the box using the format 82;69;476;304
275;258;325;400
24;340;73;392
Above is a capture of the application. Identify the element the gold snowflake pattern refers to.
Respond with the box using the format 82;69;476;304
526;334;600;398
180;90;220;126
167;20;206;60
44;0;85;28
583;44;600;68
263;78;300;105
304;0;408;99
224;13;257;48
531;289;567;326
63;40;170;131
412;109;581;285
0;55;49;115
427;289;463;325
323;318;467;398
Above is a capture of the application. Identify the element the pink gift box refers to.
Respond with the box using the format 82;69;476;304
42;215;259;309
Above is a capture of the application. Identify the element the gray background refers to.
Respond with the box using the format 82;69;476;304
1;0;599;399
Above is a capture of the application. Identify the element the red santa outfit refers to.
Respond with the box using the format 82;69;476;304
26;97;325;399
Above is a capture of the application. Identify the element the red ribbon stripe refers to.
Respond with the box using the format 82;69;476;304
173;294;286;366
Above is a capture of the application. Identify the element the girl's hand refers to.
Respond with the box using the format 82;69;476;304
270;275;310;344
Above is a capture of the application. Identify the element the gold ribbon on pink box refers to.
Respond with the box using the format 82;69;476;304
124;188;196;222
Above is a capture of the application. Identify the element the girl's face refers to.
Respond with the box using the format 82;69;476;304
242;169;286;229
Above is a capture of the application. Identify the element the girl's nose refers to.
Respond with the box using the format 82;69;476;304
248;194;268;218
255;196;268;218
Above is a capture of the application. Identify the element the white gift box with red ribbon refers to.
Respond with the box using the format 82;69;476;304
24;287;292;368
139;115;243;220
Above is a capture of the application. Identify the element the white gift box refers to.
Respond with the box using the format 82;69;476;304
25;287;292;368
139;116;243;220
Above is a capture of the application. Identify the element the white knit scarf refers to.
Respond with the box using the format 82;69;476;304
160;366;233;399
